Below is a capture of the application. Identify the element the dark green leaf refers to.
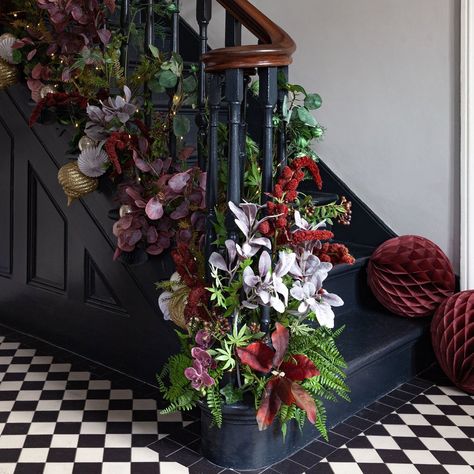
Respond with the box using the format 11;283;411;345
173;115;190;137
183;75;197;94
220;383;243;405
148;78;165;94
287;83;307;95
11;49;22;64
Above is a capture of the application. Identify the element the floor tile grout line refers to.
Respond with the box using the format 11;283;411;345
0;330;466;474
314;379;449;468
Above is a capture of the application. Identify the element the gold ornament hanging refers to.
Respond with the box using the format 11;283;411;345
57;161;98;206
39;84;56;99
78;136;97;151
119;204;133;217
0;58;17;90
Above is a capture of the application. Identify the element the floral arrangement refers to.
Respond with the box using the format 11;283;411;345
157;161;351;437
2;0;354;438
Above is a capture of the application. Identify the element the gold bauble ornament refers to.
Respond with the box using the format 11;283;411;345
39;85;56;99
119;204;133;217
78;136;97;151
57;161;98;206
0;58;17;90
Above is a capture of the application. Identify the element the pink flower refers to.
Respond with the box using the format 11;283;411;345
195;330;211;349
184;360;215;390
191;347;216;370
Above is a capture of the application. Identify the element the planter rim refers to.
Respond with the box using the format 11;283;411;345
198;399;260;423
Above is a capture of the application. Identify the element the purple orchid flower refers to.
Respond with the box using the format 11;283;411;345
195;329;211;349
184;360;215;390
191;347;216;370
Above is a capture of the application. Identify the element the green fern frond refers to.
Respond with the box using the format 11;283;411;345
206;384;223;428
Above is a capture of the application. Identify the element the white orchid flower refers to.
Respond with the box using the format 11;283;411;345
290;280;343;329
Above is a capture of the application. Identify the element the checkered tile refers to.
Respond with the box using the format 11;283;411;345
0;334;197;474
1;329;473;474
317;385;474;474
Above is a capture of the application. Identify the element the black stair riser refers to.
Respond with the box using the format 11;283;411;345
325;332;434;427
326;259;372;316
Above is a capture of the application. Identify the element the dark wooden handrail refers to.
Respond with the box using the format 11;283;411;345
202;0;296;72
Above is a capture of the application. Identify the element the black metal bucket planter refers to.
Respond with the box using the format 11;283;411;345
199;400;310;471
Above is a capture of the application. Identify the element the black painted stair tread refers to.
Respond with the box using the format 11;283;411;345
335;307;430;375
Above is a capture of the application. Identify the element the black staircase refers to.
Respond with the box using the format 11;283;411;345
0;0;434;436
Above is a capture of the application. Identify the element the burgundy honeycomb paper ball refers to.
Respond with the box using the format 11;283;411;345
431;291;474;394
367;235;455;318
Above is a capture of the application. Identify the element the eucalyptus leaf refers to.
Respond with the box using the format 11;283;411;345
297;107;318;127
173;115;190;137
158;70;178;89
304;93;322;110
148;78;165;94
183;75;197;94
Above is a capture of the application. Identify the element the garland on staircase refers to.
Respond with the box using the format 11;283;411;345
1;0;355;437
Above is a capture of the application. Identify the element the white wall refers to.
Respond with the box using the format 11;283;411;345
182;0;461;270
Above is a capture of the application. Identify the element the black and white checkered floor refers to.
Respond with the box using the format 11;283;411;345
0;327;472;474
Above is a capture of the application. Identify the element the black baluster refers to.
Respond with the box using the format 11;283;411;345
259;67;278;203
240;74;251;193
225;69;244;242
196;0;212;171
258;67;278;335
225;11;242;47
277;66;289;169
120;0;130;70
172;0;180;53
144;0;154;127
169;0;180;160
205;74;222;281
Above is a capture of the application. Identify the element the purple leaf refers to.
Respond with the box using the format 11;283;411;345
97;28;111;45
170;201;189;220
168;172;190;193
145;197;164;220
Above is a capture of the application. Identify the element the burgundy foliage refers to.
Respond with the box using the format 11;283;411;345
236;323;320;430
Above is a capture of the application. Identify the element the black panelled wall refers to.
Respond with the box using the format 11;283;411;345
0;85;177;384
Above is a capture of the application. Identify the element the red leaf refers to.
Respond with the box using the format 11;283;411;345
236;342;274;373
271;322;289;368
291;382;317;424
275;377;295;406
280;355;319;381
256;378;281;431
104;0;116;13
